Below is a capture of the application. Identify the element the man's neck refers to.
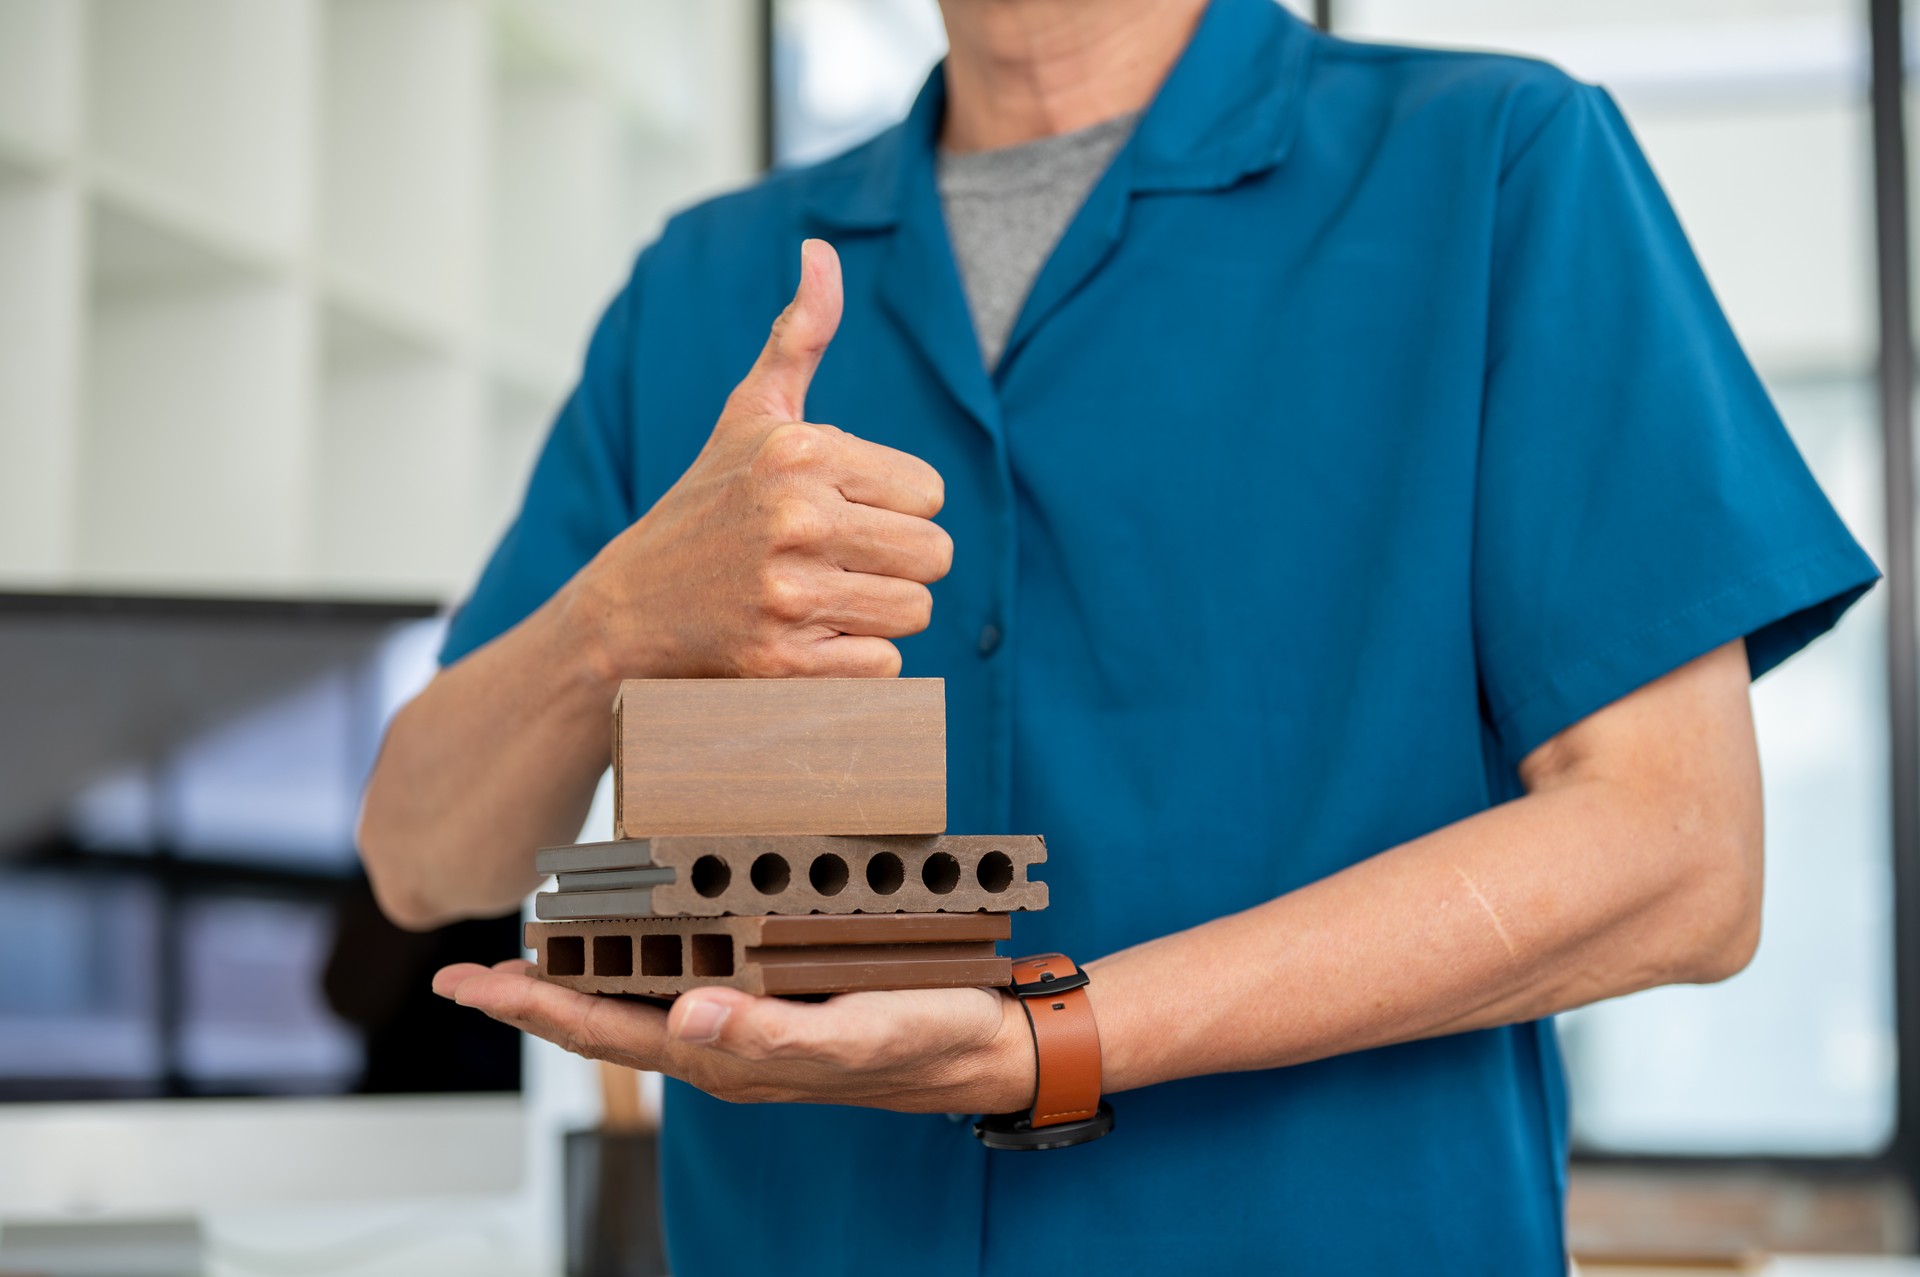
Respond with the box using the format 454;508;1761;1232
936;0;1210;153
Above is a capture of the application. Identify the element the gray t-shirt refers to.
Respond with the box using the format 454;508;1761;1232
936;112;1139;370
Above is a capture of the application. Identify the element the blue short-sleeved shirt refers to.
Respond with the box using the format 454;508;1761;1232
441;1;1878;1270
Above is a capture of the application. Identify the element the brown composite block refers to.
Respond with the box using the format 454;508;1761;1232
611;678;945;839
525;913;1012;997
534;834;1047;917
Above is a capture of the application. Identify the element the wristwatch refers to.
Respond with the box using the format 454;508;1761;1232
974;953;1115;1151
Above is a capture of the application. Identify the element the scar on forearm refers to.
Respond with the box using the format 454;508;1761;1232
1450;862;1519;959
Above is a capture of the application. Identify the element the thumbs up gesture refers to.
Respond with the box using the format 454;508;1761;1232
569;239;953;679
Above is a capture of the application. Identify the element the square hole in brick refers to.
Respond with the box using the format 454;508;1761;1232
640;934;683;977
691;933;734;978
593;935;633;977
547;935;585;976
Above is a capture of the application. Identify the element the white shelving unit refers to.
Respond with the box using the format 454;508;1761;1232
0;0;760;599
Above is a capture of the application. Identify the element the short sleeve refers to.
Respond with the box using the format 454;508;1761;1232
438;254;647;666
1473;81;1878;771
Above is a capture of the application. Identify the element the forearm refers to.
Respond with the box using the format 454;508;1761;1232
1088;776;1757;1092
1086;641;1763;1093
1094;786;1763;1093
358;582;617;928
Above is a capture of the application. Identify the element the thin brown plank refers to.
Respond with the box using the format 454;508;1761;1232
751;956;1011;996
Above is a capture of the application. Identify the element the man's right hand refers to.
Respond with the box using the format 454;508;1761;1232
565;238;952;681
360;240;949;927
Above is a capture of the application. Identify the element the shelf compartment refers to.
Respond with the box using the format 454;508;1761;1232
76;201;312;590
88;0;312;255
311;304;481;596
0;0;81;158
88;188;281;295
319;0;485;327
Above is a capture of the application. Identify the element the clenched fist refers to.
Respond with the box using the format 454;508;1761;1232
566;239;952;680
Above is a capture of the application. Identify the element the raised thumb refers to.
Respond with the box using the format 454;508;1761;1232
737;238;843;421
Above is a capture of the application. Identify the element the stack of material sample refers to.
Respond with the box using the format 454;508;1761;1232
524;678;1046;998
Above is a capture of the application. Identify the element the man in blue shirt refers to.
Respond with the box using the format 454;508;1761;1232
360;0;1879;1271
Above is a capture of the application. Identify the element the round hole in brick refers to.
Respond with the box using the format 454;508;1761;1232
922;852;960;895
750;853;790;895
691;855;731;898
866;852;904;895
809;853;849;897
977;851;1014;894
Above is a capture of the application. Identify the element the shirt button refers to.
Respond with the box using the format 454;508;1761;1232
977;623;1002;657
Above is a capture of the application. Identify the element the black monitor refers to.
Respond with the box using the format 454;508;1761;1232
0;593;522;1103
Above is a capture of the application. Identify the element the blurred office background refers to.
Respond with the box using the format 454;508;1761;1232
0;2;762;1269
0;0;1915;1266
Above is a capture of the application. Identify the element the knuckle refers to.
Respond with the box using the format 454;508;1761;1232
767;304;796;348
756;565;814;624
756;421;826;475
765;497;828;552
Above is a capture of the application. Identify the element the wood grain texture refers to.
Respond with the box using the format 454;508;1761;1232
535;834;1047;917
612;678;946;838
597;1063;650;1133
525;912;1010;997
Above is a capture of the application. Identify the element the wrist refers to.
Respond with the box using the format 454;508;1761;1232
554;555;658;694
979;987;1039;1114
1079;959;1127;1092
973;954;1114;1149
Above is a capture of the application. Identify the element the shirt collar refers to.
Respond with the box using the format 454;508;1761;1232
805;0;1315;231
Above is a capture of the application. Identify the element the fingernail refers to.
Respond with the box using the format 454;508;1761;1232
799;239;815;276
674;999;730;1045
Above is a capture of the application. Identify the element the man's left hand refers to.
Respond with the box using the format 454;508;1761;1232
432;961;1036;1114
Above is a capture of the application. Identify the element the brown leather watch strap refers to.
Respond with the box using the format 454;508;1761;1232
1008;953;1103;1128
